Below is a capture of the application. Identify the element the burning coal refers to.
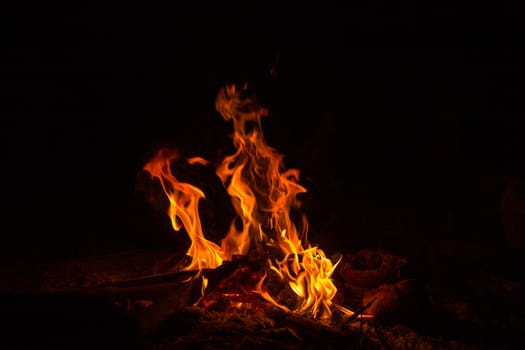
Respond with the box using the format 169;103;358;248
143;84;345;319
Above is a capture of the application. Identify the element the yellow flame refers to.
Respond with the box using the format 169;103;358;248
143;84;345;319
143;148;224;271
201;276;208;296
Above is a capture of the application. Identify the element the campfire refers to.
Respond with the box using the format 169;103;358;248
3;82;524;350
142;83;353;321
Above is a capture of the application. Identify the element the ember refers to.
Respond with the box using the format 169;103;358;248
143;84;346;320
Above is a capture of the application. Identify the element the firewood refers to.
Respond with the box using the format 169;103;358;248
278;312;361;348
201;255;250;294
138;275;205;335
138;257;250;335
343;297;377;325
259;304;359;344
107;268;205;287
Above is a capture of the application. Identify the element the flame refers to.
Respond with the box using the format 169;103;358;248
143;148;224;271
143;84;343;319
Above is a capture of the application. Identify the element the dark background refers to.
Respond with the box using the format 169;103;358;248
1;3;522;269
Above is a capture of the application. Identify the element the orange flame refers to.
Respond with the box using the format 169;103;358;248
143;149;224;271
143;84;343;319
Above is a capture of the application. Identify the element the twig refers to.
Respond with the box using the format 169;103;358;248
344;296;377;325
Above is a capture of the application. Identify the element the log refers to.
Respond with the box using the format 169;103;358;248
137;257;250;335
270;309;360;348
12;268;205;302
18;257;249;300
138;276;205;335
106;269;205;287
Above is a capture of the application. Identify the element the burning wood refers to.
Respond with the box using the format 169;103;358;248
141;84;348;321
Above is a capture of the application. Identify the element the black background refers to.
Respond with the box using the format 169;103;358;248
1;3;522;268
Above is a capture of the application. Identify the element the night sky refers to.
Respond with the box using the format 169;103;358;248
1;3;522;268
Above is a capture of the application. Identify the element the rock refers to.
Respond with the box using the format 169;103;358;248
362;279;427;326
338;249;407;288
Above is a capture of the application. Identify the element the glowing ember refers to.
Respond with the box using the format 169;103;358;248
143;84;346;319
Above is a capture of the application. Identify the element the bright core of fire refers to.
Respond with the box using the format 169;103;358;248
143;84;342;319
